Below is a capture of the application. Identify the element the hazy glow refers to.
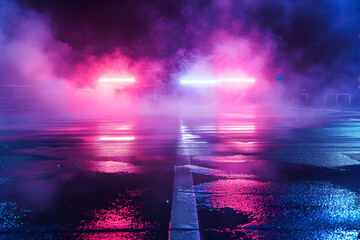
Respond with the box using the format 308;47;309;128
99;78;136;83
99;136;135;141
218;78;255;83
219;125;256;131
180;80;217;85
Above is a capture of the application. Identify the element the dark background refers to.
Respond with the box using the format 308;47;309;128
11;0;360;91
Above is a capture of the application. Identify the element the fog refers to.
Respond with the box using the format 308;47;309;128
0;0;359;121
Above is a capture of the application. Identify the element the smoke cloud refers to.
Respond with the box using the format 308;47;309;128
0;0;359;116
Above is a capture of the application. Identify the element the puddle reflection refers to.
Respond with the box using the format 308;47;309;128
82;190;148;230
196;179;360;239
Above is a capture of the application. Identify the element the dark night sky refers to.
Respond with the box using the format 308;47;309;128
7;0;360;90
17;1;359;55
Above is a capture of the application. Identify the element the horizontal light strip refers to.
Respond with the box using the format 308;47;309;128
180;78;255;85
218;78;255;82
180;80;217;85
99;78;136;82
100;136;135;141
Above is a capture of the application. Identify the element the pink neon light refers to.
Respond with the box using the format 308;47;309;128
180;78;255;85
100;136;135;141
99;78;136;83
180;80;217;85
217;78;255;83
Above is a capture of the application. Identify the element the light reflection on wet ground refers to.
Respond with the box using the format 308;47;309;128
0;107;360;239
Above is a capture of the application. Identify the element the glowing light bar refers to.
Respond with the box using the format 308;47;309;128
99;78;136;83
180;78;255;86
218;78;255;83
100;136;135;141
180;80;217;85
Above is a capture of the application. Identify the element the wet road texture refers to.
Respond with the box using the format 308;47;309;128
0;106;360;239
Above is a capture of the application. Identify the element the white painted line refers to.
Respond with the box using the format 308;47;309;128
169;155;200;240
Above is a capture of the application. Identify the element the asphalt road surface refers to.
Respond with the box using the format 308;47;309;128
0;106;360;239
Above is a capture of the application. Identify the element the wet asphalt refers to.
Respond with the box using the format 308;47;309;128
0;106;360;239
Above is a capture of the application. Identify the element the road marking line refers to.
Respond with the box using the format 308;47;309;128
169;155;200;240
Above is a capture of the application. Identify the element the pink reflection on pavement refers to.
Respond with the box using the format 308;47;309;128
74;232;149;239
213;115;260;154
99;136;135;141
216;114;256;134
82;190;150;231
194;155;254;163
88;161;141;174
39;126;91;132
83;207;142;229
96;136;136;157
233;141;262;153
95;142;135;157
218;125;255;132
97;123;134;132
200;179;286;225
116;125;132;130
